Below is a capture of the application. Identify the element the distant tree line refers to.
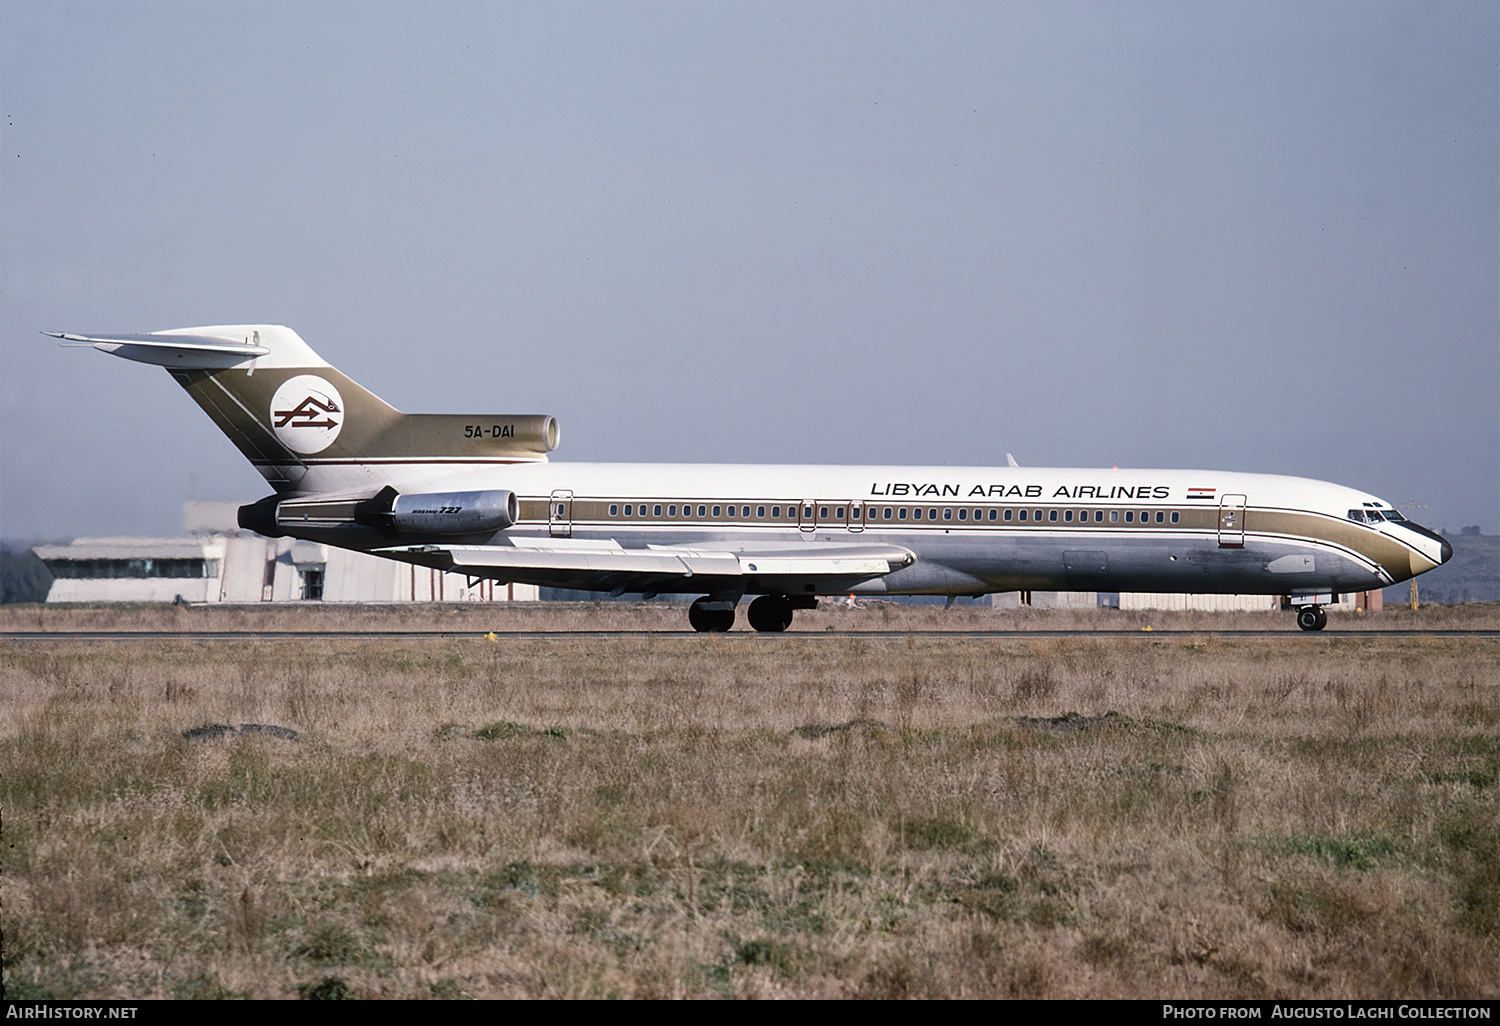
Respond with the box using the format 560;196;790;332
0;546;53;603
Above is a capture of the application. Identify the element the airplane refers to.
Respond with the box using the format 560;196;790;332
50;324;1452;632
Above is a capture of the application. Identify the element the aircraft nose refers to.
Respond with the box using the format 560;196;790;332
1440;536;1453;564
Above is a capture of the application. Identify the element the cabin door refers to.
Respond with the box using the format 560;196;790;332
848;502;865;533
1217;494;1246;548
549;489;573;538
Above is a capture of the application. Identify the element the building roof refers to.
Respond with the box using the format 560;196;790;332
34;538;215;561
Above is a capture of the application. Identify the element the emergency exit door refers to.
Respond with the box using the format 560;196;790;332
549;490;573;538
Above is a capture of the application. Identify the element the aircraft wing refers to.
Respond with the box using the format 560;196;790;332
374;540;914;595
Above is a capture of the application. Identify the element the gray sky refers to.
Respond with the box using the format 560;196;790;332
3;1;1496;540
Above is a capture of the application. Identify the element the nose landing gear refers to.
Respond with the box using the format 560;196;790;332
1296;605;1328;631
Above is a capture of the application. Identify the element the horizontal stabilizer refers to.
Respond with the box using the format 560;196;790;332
46;331;269;369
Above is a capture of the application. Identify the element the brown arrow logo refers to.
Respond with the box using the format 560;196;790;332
273;394;341;429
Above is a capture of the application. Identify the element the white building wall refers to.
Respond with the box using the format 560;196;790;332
40;529;538;604
991;591;1099;609
46;577;215;603
991;591;1299;612
1118;592;1279;612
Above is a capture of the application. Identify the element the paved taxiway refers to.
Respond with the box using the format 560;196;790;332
2;629;1495;643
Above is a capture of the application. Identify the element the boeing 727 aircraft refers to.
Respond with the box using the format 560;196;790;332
52;324;1452;631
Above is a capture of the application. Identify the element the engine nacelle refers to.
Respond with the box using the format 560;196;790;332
391;489;519;535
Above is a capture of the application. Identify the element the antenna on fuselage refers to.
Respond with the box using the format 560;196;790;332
1006;453;1020;468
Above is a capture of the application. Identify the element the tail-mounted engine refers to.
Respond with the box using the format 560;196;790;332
238;486;519;541
390;489;519;534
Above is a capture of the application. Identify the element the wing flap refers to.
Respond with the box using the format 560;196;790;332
375;541;914;591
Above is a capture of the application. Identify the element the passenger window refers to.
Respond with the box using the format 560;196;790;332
712;506;721;517
958;509;967;521
1019;509;1027;522
1049;510;1057;522
1171;511;1180;523
698;505;706;517
805;506;814;518
1064;510;1073;523
1034;509;1043;521
899;508;908;520
882;508;892;520
820;507;828;518
1110;510;1119;523
1095;510;1104;523
1004;509;1013;521
912;508;922;520
757;505;766;518
835;507;845;519
654;504;663;517
624;504;633;516
929;508;937;520
609;504;618;516
1154;511;1163;523
988;509;997;521
1125;511;1134;523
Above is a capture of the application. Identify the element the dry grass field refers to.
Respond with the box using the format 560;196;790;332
4;597;1500;633
2;602;1497;999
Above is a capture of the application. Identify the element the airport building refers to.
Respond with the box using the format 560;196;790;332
33;502;538;605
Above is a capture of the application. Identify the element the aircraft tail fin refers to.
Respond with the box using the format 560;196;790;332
54;325;558;493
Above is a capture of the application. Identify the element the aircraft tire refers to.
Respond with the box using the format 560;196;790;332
748;595;794;633
1296;605;1327;632
688;599;734;633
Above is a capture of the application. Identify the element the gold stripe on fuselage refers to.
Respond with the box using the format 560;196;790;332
509;496;1418;580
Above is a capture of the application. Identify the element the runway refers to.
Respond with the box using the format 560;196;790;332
2;628;1496;642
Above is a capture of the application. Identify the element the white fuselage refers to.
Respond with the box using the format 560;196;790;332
311;460;1444;598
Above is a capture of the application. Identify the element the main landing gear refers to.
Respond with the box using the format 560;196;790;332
747;595;794;633
688;597;736;632
1296;605;1328;632
688;594;818;633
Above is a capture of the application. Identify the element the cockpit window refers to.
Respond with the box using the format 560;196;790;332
1365;510;1386;522
1347;510;1367;523
1381;509;1406;522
